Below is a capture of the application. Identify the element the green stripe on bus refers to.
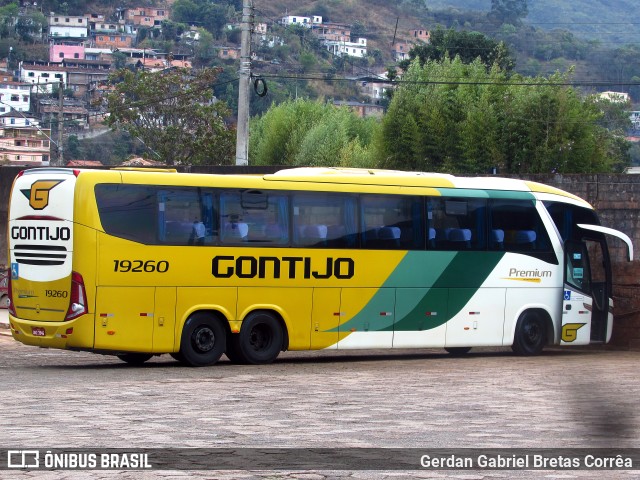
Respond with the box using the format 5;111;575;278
334;251;505;333
436;188;535;200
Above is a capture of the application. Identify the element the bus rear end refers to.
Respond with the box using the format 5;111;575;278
7;169;92;349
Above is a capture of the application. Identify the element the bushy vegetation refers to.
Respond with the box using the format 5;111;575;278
378;56;630;173
249;99;380;168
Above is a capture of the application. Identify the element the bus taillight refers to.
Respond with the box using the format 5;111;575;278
7;274;16;317
65;272;87;321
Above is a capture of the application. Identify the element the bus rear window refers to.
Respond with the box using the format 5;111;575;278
96;184;157;243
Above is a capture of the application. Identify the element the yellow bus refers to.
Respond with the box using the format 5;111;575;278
7;167;633;366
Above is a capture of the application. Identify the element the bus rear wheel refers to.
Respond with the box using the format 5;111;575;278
117;353;153;365
512;311;546;356
236;311;283;365
180;313;226;367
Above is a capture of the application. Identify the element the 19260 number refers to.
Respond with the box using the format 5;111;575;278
113;260;169;273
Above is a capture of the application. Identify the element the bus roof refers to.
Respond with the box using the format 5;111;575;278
20;166;591;208
265;167;591;207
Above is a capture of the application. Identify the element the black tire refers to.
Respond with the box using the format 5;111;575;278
445;347;471;356
237;311;284;365
179;313;226;367
0;294;8;309
117;353;153;365
511;311;546;356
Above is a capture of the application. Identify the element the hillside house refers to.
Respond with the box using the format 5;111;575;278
94;33;135;49
118;6;169;28
50;42;85;63
630;111;640;131
393;42;412;61
37;98;89;130
0;113;51;165
217;47;241;60
281;15;321;28
0;78;31;112
325;38;367;58
49;14;89;39
62;59;111;99
411;29;430;43
19;62;68;94
311;21;351;43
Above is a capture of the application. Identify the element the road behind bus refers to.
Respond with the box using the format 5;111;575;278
0;308;639;479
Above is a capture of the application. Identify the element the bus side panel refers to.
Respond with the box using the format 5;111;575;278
153;287;176;352
237;287;312;350
445;288;506;347
95;286;154;353
393;288;448;348
310;288;341;350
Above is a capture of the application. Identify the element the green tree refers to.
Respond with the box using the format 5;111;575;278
379;57;626;174
249;99;379;168
488;0;528;26
400;27;515;72
171;0;230;39
106;67;235;165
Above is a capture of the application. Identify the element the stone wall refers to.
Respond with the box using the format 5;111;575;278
2;165;640;348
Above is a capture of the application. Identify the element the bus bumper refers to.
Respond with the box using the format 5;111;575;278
8;314;94;350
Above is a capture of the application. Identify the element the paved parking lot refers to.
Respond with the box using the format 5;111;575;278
1;309;640;479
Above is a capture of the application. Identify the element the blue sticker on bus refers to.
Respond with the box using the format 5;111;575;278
564;290;571;301
11;263;19;279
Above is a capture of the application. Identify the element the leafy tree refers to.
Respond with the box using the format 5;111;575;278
106;67;235;165
399;27;515;72
488;0;528;26
171;0;230;39
249;99;379;168
379;56;627;174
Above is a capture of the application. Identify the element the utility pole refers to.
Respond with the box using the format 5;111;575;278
57;78;64;166
235;0;252;166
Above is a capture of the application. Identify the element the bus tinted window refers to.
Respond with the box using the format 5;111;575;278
292;193;357;248
96;184;157;244
490;199;553;255
220;190;289;245
429;197;486;250
544;202;600;242
158;188;216;246
361;195;424;250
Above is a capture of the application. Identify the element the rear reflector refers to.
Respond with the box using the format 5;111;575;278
65;271;87;321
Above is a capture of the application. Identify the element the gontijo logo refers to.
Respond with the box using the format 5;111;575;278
21;179;64;210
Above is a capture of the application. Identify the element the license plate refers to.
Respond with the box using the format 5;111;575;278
32;327;45;336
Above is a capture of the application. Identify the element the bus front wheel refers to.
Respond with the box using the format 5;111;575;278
512;311;546;356
237;311;284;365
180;313;226;367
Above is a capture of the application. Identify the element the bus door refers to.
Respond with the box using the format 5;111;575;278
562;240;609;345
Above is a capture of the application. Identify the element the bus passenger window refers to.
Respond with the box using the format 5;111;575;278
293;193;356;248
428;197;485;250
361;195;423;250
158;188;216;246
490;199;552;255
221;191;288;245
